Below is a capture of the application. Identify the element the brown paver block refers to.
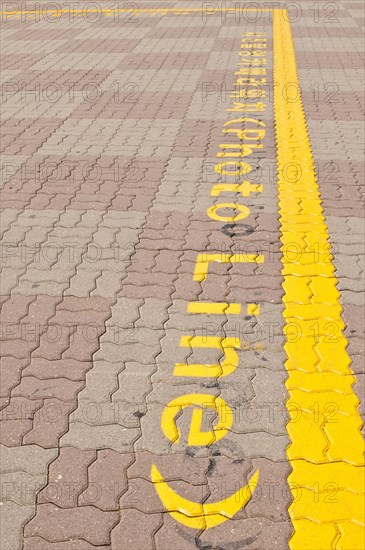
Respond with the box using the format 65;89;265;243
12;376;81;401
128;450;210;485
2;396;43;420
111;509;162;550
154;514;201;549
78;449;134;511
24;503;119;546
23;399;75;448
38;447;95;508
0;357;29;398
1;419;33;446
22;359;92;381
23;537;110;549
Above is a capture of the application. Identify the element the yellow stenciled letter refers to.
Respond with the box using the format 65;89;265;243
161;394;233;446
223;118;266;140
207;203;250;222
193;252;264;282
174;336;240;378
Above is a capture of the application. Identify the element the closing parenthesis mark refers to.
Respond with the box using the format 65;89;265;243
151;464;259;529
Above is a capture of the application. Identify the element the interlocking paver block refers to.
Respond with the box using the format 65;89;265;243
38;447;95;508
0;445;58;550
111;509;162;550
24;503;119;546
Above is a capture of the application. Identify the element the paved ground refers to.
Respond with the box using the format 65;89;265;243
0;1;364;549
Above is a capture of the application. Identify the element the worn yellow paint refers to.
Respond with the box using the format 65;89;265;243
214;160;252;176
210;180;263;197
216;143;264;158
151;464;259;529
247;303;260;316
174;336;239;378
160;394;232;446
187;302;242;315
227;101;267;113
273;9;365;549
207;203;251;222
193;252;264;282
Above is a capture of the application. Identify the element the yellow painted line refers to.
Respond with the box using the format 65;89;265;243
273;9;365;549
